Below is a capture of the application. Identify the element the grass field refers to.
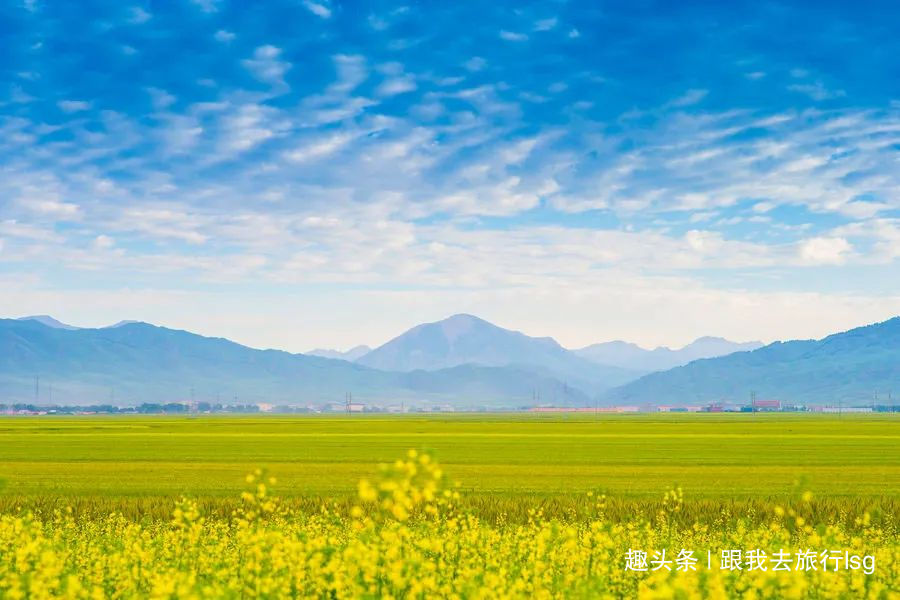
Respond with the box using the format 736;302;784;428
0;413;897;510
2;413;899;597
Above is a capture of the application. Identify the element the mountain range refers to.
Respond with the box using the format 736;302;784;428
353;314;641;392
603;317;900;405
307;345;373;361
0;318;589;408
4;313;896;408
574;337;763;372
16;315;81;330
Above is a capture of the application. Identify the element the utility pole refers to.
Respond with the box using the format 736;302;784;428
35;375;40;402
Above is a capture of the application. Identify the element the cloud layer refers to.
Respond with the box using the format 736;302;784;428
1;1;899;350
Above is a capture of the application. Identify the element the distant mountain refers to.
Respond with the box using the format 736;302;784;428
355;314;642;392
0;318;587;408
603;317;900;405
16;315;80;330
575;336;763;372
105;320;142;328
306;345;372;361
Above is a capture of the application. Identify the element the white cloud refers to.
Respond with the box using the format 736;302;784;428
376;75;416;96
57;100;91;113
533;17;558;31
5;53;900;354
190;0;221;12
21;198;81;218
242;45;291;88
788;81;846;101
156;113;203;154
214;29;235;43
331;54;368;92
464;57;486;72
499;30;528;42
128;6;151;24
669;89;708;107
147;87;176;110
303;0;331;18
798;237;852;265
214;101;287;156
93;235;115;249
284;132;354;162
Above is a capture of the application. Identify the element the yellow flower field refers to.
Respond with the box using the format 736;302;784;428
1;450;897;599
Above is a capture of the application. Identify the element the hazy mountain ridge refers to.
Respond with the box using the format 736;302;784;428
0;319;587;408
575;336;763;371
603;317;900;405
6;314;898;408
355;314;643;392
16;315;81;330
306;346;372;361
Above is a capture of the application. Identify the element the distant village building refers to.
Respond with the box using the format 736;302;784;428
752;399;781;411
528;406;639;413
324;402;365;412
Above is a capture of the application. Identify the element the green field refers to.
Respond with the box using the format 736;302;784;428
2;413;898;596
1;413;897;509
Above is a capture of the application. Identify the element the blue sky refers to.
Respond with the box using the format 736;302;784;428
1;0;899;351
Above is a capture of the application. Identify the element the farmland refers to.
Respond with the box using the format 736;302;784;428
1;413;899;597
0;413;897;515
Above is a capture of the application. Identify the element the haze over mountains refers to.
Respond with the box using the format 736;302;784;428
3;313;897;408
574;337;764;372
353;314;641;392
0;317;590;408
604;317;900;406
307;346;373;361
16;315;81;331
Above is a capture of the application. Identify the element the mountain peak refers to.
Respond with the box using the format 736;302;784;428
437;314;491;341
604;315;900;405
576;336;764;371
359;314;533;372
306;345;372;361
354;314;637;393
16;315;80;330
690;336;729;344
105;320;144;328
